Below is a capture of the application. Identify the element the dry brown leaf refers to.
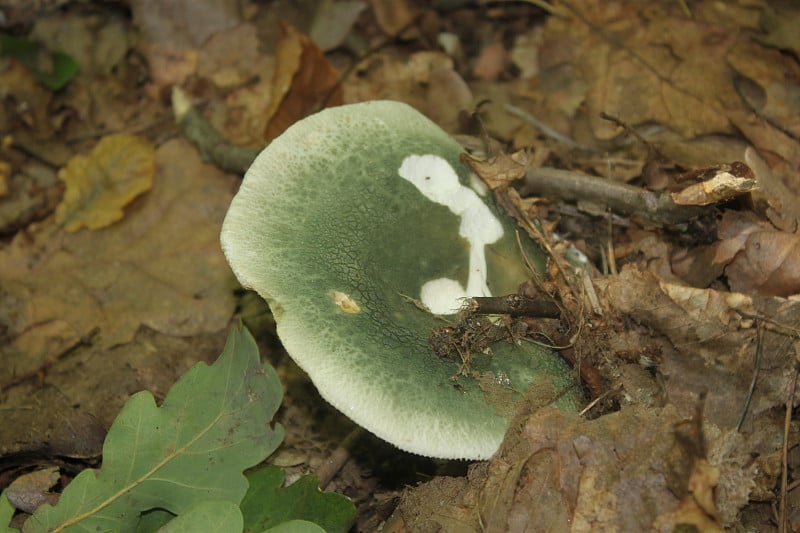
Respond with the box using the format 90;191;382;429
758;4;800;58
370;0;415;36
461;150;529;190
726;230;800;297
0;160;10;197
196;23;275;146
5;466;60;514
472;40;508;82
31;12;130;76
599;265;800;442
402;405;733;531
579;12;735;141
728;37;800;141
1;59;54;138
671;210;764;287
343;51;472;132
1;139;237;374
746;146;800;231
129;0;240;87
197;23;264;89
263;23;343;143
55;134;155;232
310;0;366;51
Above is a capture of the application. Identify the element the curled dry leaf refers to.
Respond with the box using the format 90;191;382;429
671;162;757;206
263;23;343;143
55;134;155;232
461;150;530;190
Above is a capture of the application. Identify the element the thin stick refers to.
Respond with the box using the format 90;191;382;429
606;211;618;276
779;366;798;533
316;426;365;490
172;87;261;175
578;386;618;417
523;166;706;227
468;295;559;318
736;323;763;432
504;103;595;151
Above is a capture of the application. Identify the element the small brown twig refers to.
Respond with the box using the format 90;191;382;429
523;166;707;227
736;322;763;432
779;366;798;533
467;294;560;318
171;87;261;175
316;426;365;490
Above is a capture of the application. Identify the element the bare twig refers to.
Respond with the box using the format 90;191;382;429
467;294;560;318
171;87;261;175
523;166;707;227
578;386;619;417
504;103;596;151
779;366;798;533
316;426;365;490
736;323;763;432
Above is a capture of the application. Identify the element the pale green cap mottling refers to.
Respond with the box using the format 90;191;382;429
221;101;580;459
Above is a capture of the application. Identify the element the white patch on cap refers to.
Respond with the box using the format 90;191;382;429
398;154;504;314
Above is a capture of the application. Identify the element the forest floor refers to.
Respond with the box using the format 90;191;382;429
2;0;800;531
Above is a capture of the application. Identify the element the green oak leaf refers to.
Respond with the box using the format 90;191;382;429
23;325;284;533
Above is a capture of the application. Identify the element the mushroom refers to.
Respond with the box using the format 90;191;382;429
221;101;580;460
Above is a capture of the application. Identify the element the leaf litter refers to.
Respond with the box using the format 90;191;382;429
2;0;800;531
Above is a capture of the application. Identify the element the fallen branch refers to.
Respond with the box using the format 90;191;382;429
523;166;707;227
171;87;260;175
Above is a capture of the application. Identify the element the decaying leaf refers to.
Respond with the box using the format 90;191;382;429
5;467;60;515
461;150;530;190
599;265;798;442
758;4;800;58
129;0;240;88
398;405;731;531
309;0;366;52
671;208;800;297
370;0;416;36
55;134;155;232
726;230;800;297
1;139;237;377
263;23;343;143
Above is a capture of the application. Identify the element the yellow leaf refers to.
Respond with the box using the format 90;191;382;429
55;134;155;232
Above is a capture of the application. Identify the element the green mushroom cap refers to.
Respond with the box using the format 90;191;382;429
221;100;580;459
